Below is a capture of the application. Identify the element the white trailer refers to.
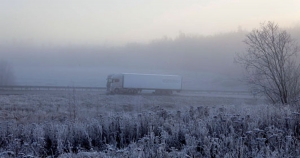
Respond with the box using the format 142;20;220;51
106;73;182;94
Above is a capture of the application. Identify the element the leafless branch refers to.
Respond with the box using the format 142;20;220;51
236;21;300;104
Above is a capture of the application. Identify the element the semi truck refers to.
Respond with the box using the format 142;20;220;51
106;73;182;94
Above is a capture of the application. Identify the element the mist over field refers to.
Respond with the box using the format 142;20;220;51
1;26;299;90
2;1;300;157
1;0;300;90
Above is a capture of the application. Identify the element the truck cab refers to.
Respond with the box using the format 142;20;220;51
106;74;123;94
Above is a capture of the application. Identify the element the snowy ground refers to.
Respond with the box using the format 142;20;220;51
0;90;261;123
0;91;299;157
0;90;263;121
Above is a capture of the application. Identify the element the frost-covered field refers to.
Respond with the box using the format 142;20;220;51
0;91;300;157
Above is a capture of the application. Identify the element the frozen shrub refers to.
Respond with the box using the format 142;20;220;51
2;93;300;157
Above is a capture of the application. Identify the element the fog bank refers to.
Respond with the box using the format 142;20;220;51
2;26;300;90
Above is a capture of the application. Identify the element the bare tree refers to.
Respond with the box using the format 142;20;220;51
0;60;15;86
237;22;300;104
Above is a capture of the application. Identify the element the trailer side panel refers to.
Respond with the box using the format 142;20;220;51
123;73;181;90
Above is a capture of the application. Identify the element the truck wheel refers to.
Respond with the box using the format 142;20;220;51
127;89;133;94
133;89;138;94
114;88;120;94
154;90;161;95
167;90;173;95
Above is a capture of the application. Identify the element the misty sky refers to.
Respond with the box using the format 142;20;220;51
1;0;300;46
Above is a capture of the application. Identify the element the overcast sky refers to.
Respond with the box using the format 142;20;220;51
1;0;300;46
